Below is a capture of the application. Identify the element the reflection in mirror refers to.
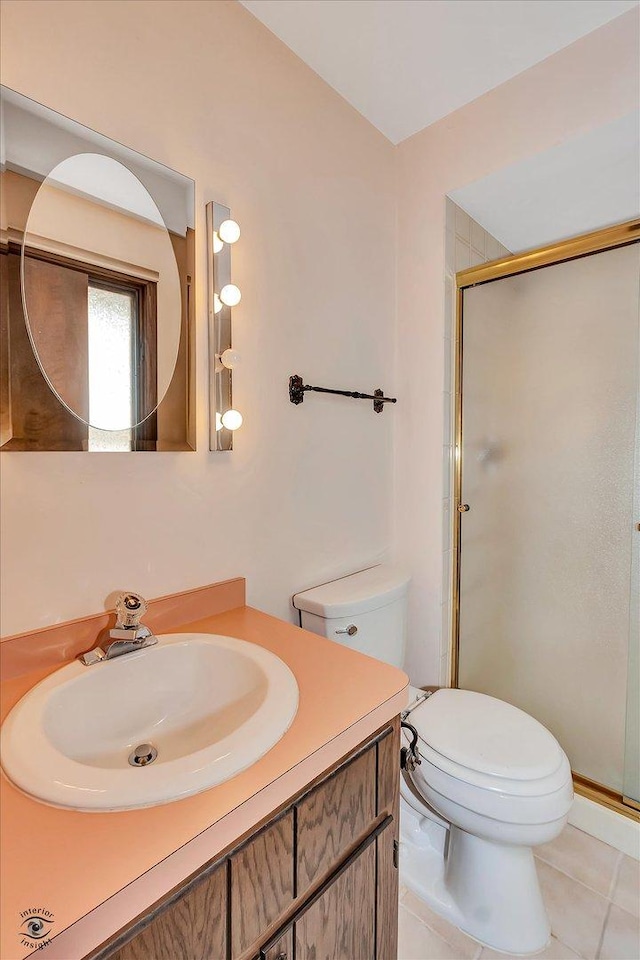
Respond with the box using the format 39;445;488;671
22;153;181;432
0;86;195;451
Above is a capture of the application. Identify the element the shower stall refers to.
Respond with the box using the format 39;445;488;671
452;220;640;817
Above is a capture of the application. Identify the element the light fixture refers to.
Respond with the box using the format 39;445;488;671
221;409;243;431
206;201;244;451
218;219;241;244
220;283;241;307
220;349;241;369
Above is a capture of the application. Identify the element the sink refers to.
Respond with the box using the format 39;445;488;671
0;633;299;811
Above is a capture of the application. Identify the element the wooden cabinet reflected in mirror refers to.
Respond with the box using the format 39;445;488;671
0;87;196;452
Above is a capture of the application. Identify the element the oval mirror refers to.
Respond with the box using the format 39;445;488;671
21;153;182;431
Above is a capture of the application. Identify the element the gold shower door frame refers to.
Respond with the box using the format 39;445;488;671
451;218;640;821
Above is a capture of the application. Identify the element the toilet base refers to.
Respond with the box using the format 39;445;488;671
400;801;551;956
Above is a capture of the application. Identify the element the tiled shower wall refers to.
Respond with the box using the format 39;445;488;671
440;199;511;685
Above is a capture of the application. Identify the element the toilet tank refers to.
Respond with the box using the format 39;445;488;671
292;565;410;668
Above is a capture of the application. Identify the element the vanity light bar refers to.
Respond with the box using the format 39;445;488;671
206;201;243;451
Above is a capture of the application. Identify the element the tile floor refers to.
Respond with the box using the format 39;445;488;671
398;825;640;960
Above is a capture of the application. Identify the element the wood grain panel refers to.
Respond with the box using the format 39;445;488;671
3;250;88;449
297;745;376;894
295;840;376;960
231;811;294;959
376;720;400;960
376;820;398;960
376;721;399;816
105;861;226;960
260;925;293;960
23;255;90;420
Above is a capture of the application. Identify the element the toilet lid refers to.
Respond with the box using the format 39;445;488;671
409;688;565;782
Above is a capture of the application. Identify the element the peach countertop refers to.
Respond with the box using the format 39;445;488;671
0;586;408;960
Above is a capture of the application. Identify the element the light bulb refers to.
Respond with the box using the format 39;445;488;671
218;219;241;244
220;284;241;307
221;409;243;431
215;412;223;431
220;349;241;369
213;293;222;314
212;231;224;254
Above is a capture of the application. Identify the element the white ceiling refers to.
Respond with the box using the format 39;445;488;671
450;111;640;252
240;0;638;144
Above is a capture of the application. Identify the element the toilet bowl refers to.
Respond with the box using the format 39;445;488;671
293;565;574;956
400;685;573;954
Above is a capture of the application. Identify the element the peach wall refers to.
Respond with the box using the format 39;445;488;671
0;0;396;636
1;1;638;683
393;9;640;683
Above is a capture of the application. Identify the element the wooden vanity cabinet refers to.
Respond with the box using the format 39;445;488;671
92;718;400;960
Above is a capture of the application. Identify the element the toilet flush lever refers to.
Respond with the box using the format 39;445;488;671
336;624;358;636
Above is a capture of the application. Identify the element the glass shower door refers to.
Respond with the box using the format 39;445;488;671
457;241;639;798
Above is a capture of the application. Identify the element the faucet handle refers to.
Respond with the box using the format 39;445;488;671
115;592;148;628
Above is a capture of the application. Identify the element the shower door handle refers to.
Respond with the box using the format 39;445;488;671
458;503;470;513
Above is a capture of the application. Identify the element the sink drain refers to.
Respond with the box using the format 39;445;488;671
128;743;158;767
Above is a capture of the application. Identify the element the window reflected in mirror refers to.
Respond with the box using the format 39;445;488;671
88;283;136;452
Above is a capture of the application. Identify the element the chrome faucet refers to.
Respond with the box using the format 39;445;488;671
79;592;158;665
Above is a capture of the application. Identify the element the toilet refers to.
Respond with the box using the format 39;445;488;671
293;565;574;956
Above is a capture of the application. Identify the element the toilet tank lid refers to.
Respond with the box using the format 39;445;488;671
293;565;410;618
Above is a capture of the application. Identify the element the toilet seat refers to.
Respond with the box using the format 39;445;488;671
418;738;570;797
404;687;573;825
412;688;564;778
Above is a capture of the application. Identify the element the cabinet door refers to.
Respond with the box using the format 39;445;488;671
230;811;294;959
376;725;400;960
105;862;226;960
296;744;377;895
295;839;376;960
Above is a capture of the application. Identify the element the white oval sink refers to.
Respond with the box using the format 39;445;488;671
0;633;299;811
